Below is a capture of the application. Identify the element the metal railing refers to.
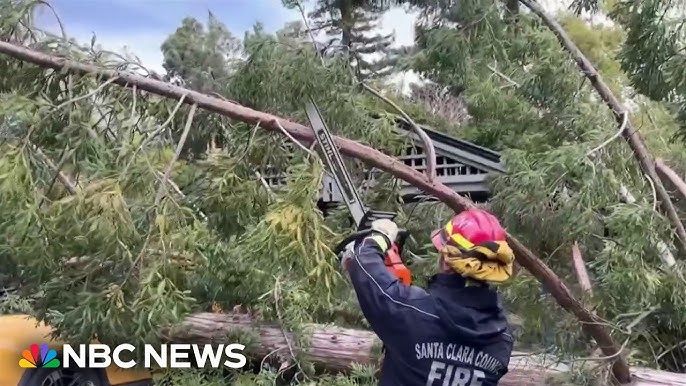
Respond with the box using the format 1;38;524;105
259;142;500;202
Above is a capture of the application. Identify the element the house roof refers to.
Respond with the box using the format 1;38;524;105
394;119;507;174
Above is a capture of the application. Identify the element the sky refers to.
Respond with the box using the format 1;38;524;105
33;0;419;75
31;0;603;94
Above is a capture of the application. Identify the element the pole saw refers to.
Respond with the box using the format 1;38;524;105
304;97;412;285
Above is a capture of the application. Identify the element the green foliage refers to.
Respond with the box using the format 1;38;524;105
0;2;419;384
308;0;401;79
611;0;686;139
161;12;242;92
409;0;686;373
3;0;686;383
559;15;625;95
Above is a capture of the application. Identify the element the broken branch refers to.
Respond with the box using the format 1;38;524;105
155;104;197;206
571;242;593;296
30;143;78;195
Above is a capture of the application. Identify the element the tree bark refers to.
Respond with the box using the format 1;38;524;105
517;0;686;259
655;158;686;203
166;312;686;386
571;242;593;296
0;40;629;383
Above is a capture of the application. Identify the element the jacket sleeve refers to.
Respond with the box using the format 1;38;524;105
344;236;439;340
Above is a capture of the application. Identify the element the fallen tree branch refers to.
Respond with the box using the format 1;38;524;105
155;171;208;221
0;40;628;383
518;0;686;263
586;111;628;157
655;158;686;203
571;242;593;296
30;143;78;195
165;312;686;386
487;63;520;88
155;103;197;206
126;103;197;286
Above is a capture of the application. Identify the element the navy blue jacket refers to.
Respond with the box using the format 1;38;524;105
346;236;514;386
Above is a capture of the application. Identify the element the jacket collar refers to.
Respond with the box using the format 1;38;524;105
428;273;500;309
428;273;490;289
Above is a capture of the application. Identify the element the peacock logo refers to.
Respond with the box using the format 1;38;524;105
19;343;60;368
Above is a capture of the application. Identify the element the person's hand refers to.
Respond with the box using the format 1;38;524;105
340;241;356;271
367;219;399;252
340;219;398;269
371;219;399;243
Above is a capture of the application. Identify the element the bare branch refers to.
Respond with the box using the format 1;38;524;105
53;76;119;110
155;104;198;206
294;0;322;64
571;242;593;296
125;103;198;286
487;64;520;88
155;171;208;221
586;111;628;157
408;83;469;125
272;118;315;157
30;143;77;194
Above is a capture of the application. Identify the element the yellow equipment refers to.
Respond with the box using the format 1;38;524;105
0;314;152;386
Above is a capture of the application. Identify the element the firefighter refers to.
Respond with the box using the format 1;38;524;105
341;208;515;386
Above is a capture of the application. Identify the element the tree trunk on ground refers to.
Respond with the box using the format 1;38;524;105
0;40;628;383
165;312;686;386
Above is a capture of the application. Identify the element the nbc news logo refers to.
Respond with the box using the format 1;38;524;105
19;343;61;368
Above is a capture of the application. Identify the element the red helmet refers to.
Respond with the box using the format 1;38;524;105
431;209;506;251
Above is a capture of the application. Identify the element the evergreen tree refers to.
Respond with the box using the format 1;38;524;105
308;0;400;78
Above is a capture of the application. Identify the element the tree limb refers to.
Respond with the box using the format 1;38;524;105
167;312;568;386
30;143;77;195
155;104;197;206
0;40;628;383
518;0;686;262
571;242;593;296
655;158;686;203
